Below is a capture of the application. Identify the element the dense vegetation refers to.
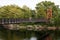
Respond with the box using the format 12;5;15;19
0;1;60;26
0;5;32;18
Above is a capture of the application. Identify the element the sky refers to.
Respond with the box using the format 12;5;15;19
0;0;60;9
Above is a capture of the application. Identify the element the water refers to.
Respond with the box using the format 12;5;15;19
30;36;37;40
0;30;38;40
0;29;60;40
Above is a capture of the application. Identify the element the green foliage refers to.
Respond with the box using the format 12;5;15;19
0;1;60;26
53;11;60;26
0;5;32;18
49;8;60;26
0;5;24;18
22;5;32;18
35;1;58;19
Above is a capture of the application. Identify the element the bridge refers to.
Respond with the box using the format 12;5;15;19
0;18;48;24
0;18;57;40
0;18;59;30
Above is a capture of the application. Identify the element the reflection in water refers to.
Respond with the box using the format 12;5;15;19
0;29;60;40
30;36;37;40
0;30;38;40
23;38;29;40
0;39;3;40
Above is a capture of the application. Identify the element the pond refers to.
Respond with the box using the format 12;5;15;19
0;29;60;40
0;29;49;40
0;30;38;40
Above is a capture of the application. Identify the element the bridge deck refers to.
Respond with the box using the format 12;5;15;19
0;18;48;24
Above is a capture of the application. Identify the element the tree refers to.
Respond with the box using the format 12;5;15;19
52;9;60;26
0;5;24;18
22;5;32;18
35;1;59;19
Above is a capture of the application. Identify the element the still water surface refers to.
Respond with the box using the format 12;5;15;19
0;30;39;40
0;29;60;40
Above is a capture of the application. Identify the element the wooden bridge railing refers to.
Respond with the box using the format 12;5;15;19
0;18;48;24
